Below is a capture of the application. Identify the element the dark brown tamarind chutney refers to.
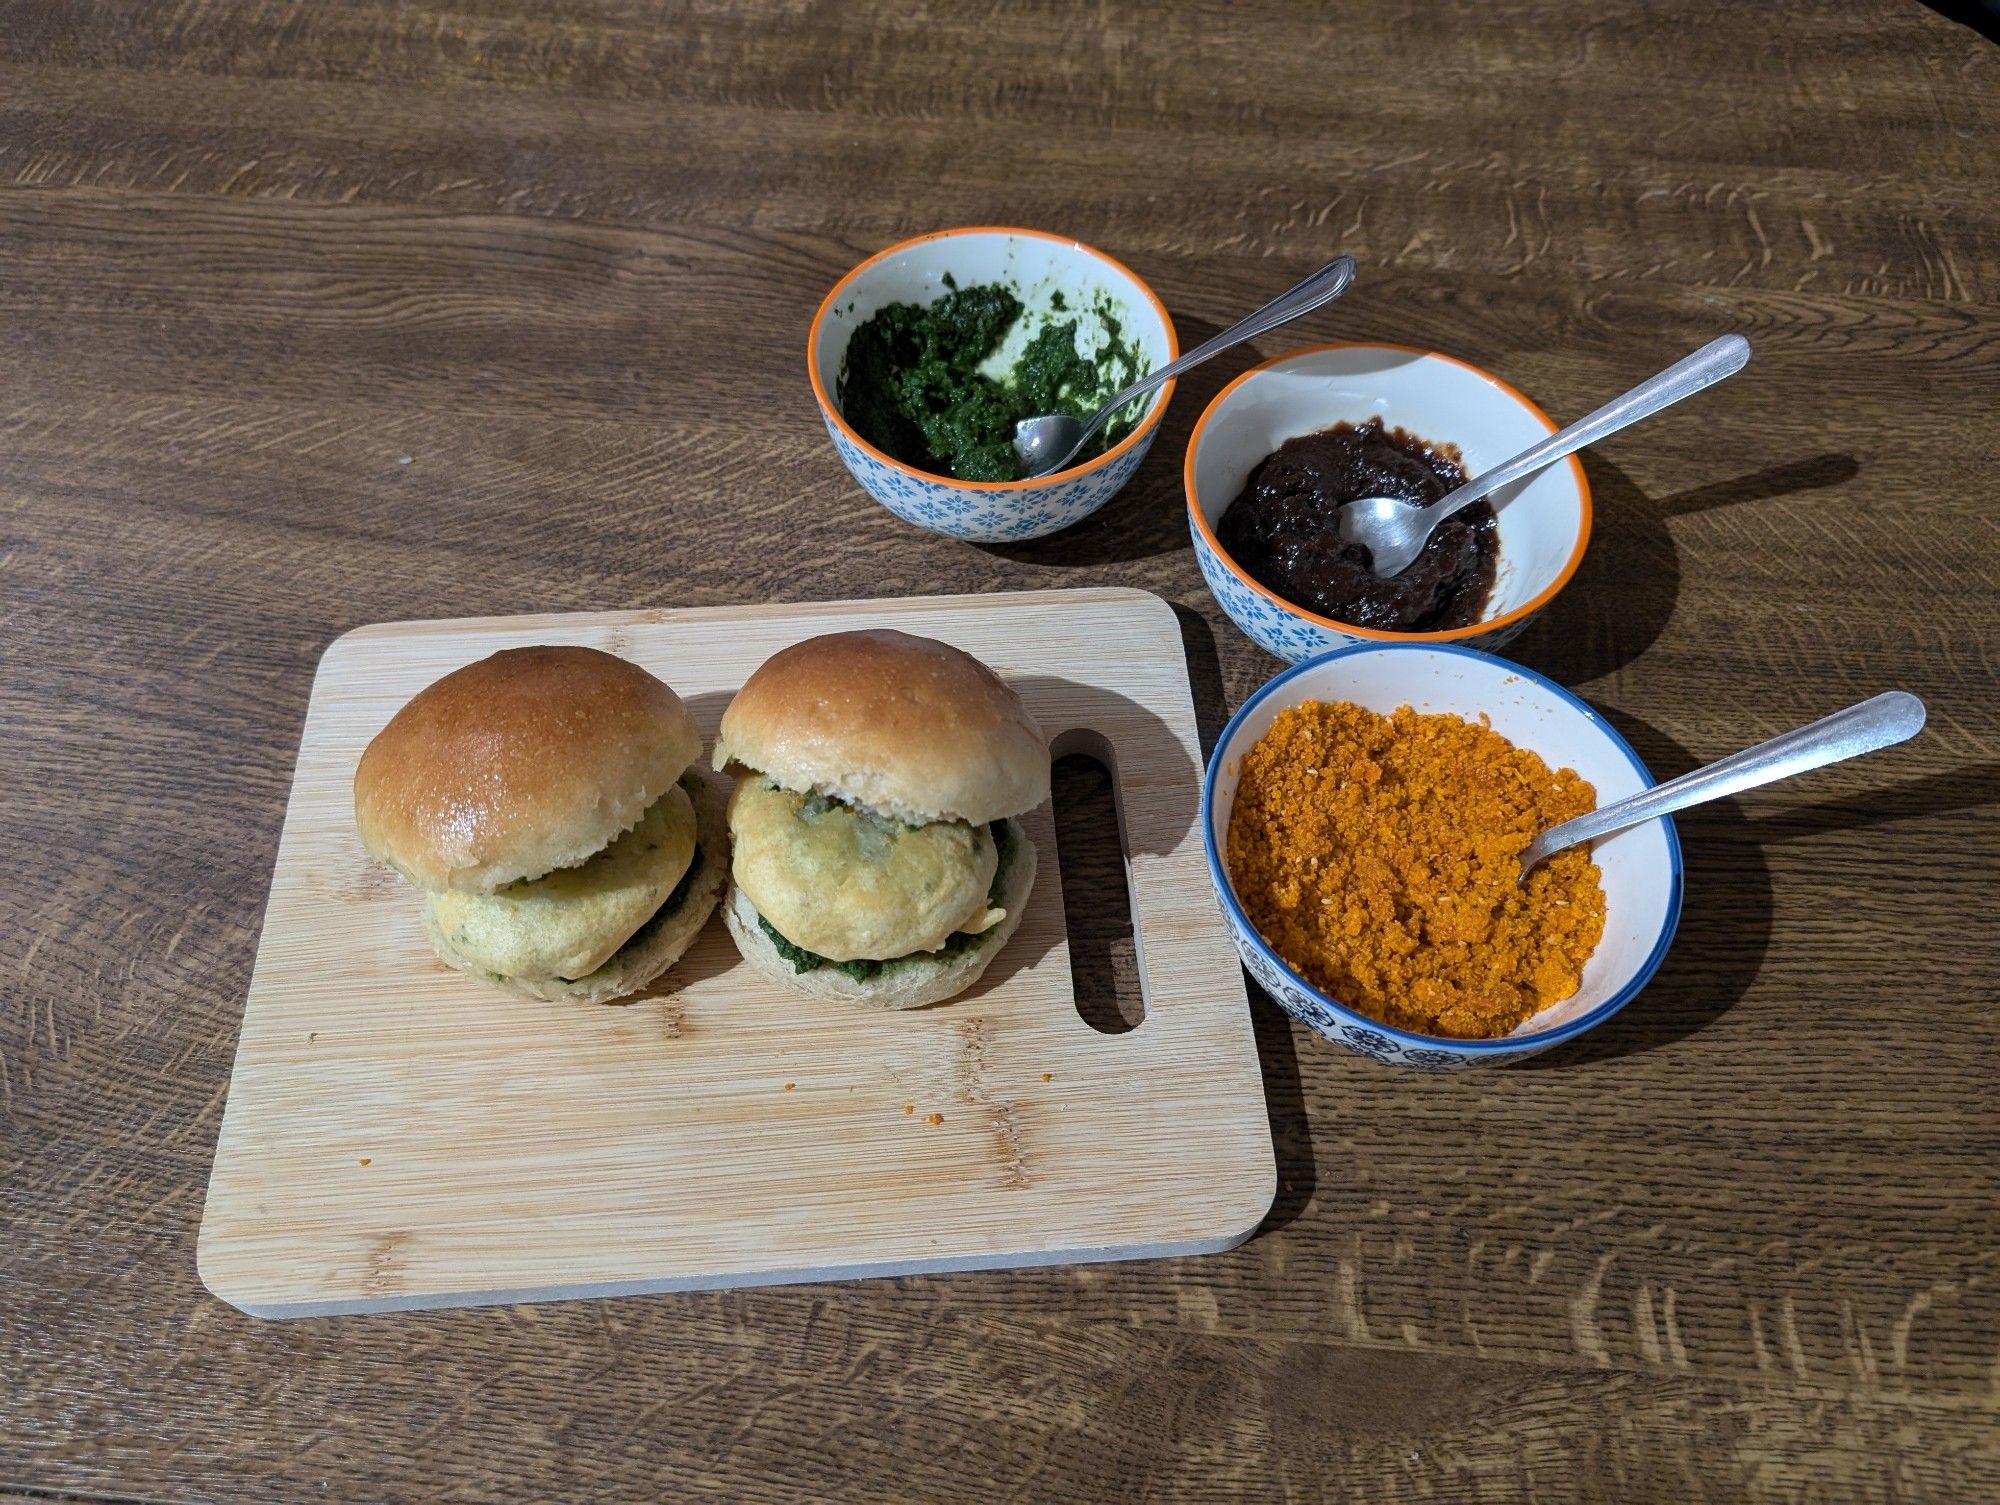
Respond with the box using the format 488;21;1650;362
1215;420;1498;632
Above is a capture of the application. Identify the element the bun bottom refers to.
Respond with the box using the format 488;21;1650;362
427;766;728;1004
722;822;1037;1010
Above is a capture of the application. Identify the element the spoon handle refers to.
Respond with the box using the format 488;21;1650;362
1140;255;1357;392
1519;690;1927;874
1062;255;1357;456
1425;333;1752;527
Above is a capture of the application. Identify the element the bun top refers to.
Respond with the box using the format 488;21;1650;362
715;630;1049;824
354;645;700;892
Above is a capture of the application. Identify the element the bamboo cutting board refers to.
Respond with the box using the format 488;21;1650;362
198;588;1274;1317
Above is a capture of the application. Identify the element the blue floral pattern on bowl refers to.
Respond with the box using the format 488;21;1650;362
1227;923;1535;1070
825;416;1157;543
1189;518;1536;665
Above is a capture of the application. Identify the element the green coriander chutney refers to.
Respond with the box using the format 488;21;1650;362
837;278;1145;482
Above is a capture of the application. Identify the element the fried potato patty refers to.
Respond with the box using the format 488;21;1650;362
427;782;697;981
728;778;997;961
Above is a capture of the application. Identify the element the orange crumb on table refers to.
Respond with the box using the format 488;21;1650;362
926;1112;944;1126
783;1082;795;1091
903;1103;915;1114
1225;700;1606;1039
358;1158;371;1166
1040;1072;1053;1082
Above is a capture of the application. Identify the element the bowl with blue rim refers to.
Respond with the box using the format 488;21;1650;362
1202;643;1683;1068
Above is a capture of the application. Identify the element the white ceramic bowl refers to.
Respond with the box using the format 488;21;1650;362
1186;343;1591;662
1203;644;1682;1069
809;227;1179;542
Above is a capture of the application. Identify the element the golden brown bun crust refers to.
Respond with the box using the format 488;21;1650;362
714;630;1049;824
355;646;701;892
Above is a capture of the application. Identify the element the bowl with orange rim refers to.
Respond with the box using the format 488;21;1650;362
809;227;1179;542
1185;343;1592;661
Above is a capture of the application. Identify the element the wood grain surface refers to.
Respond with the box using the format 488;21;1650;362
2;1;1995;1500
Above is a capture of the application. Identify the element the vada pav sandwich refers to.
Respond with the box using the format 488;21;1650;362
715;630;1049;1009
353;645;726;1003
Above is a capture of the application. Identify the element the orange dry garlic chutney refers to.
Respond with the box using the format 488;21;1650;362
1225;701;1607;1039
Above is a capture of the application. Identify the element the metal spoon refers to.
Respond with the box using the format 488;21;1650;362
1339;333;1752;580
1012;255;1357;478
1517;691;1927;878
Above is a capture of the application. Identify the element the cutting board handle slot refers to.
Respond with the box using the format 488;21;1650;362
1049;727;1145;1035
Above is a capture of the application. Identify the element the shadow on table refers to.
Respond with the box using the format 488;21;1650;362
1169;604;1316;1232
1172;603;1232;762
976;316;1267;570
1741;760;2000;844
1247;987;1316;1236
1518;715;1995;1069
1508;451;1859;686
1514;708;1771;1066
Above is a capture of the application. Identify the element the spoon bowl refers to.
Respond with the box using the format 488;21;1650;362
1010;412;1092;480
1337;334;1752;580
1014;255;1356;478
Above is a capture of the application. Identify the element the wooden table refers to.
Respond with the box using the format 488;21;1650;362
4;3;1995;1500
